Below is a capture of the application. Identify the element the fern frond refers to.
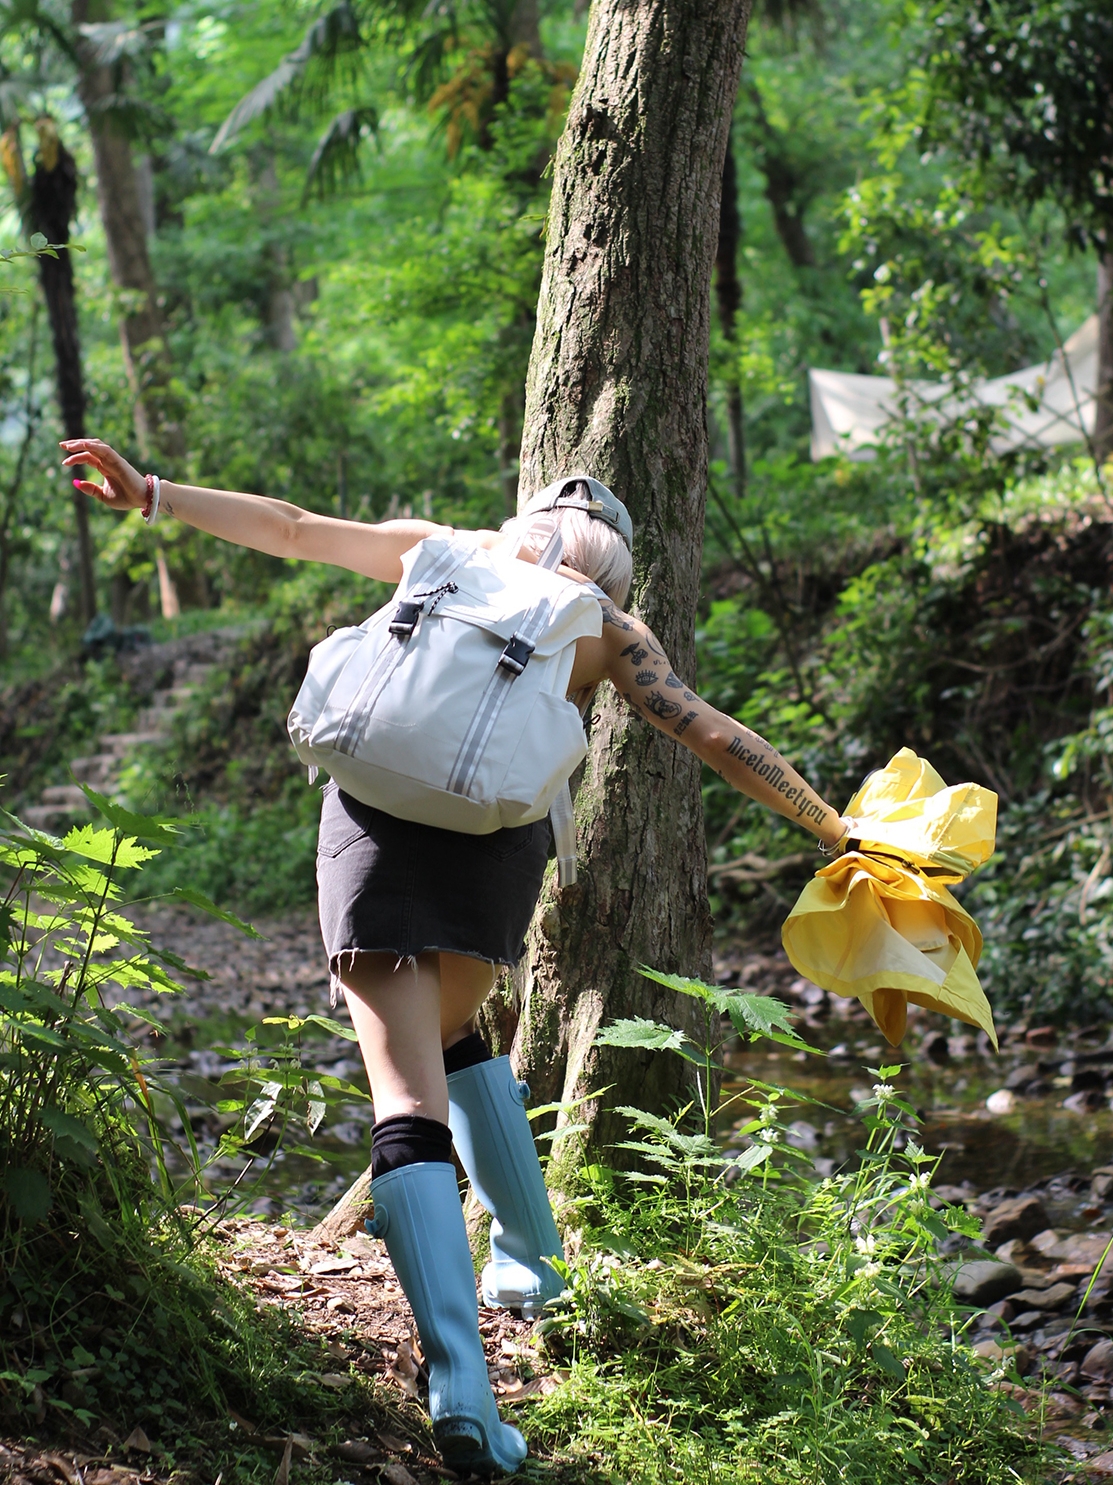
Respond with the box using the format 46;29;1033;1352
210;1;365;154
303;104;378;201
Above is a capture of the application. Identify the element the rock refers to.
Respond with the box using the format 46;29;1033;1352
1004;1065;1042;1092
1007;1310;1044;1332
1082;1340;1113;1382
1061;1232;1113;1269
984;1298;1015;1322
985;1089;1016;1115
953;1261;1023;1306
1030;1229;1068;1256
972;1338;1004;1361
982;1194;1050;1249
1093;1169;1113;1200
935;1183;977;1206
1072;1068;1108;1092
921;1031;949;1063
1025;1026;1057;1048
994;1239;1037;1266
1008;1282;1077;1312
1064;1089;1107;1113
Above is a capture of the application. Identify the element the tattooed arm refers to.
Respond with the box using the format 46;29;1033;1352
589;600;846;846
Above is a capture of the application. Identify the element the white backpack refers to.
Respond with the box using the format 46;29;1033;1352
287;530;603;886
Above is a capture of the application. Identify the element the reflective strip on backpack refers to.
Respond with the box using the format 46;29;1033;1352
549;779;577;888
332;542;465;757
447;593;555;798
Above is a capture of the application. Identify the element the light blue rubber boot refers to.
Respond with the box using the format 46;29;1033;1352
368;1162;527;1475
447;1056;565;1318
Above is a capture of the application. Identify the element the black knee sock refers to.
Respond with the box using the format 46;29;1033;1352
442;1031;492;1077
371;1115;453;1179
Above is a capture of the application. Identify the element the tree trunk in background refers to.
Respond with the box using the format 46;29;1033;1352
24;124;97;623
744;81;815;270
1096;250;1113;467
502;0;751;1178
715;132;745;495
72;0;184;464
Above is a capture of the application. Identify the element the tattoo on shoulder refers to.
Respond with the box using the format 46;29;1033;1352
620;641;648;666
644;690;682;720
634;668;658;686
674;709;697;737
601;601;634;632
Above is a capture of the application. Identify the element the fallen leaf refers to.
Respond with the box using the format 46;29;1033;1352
308;1257;361;1276
332;1440;381;1464
386;1340;421;1398
122;1428;151;1454
228;1410;258;1436
42;1453;80;1484
380;1465;418;1485
272;1437;292;1485
317;1372;351;1389
376;1431;412;1453
326;1296;355;1314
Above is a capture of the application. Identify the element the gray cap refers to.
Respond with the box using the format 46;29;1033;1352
520;474;633;552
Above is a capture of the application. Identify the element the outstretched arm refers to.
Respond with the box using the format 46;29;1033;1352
596;600;847;848
59;438;449;584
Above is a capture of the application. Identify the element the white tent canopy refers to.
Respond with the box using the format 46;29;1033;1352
808;316;1098;461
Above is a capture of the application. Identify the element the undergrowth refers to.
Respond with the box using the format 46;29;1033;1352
0;787;391;1473
528;970;1049;1483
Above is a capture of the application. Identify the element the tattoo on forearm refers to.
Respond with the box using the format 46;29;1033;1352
620;641;648;665
724;735;828;825
635;669;658;686
644;690;682;721
674;710;697;737
665;671;684;688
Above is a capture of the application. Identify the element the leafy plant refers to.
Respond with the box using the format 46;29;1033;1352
531;977;1044;1483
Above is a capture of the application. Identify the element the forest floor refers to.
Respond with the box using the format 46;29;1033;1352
9;907;1113;1481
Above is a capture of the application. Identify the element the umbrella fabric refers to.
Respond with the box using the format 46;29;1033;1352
781;749;998;1048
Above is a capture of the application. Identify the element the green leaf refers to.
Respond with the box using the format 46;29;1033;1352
40;1107;98;1152
165;886;263;938
637;965;721;1003
1;1167;52;1221
872;1341;906;1380
77;785;182;844
302;1013;359;1041
722;992;817;1053
595;1017;691;1054
62;823;156;868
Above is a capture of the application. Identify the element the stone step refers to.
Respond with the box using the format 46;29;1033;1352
70;755;118;784
21;804;79;830
99;731;167;755
41;784;90;808
178;663;214;686
136;706;176;733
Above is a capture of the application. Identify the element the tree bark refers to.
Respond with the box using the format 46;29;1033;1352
72;0;184;463
507;0;751;1177
715;132;745;494
1096;249;1113;467
24;124;97;623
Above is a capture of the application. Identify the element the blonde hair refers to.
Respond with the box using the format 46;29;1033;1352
499;503;633;608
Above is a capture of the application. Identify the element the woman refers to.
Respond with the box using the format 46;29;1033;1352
62;438;850;1474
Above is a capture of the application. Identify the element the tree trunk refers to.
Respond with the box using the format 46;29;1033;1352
1096;249;1113;467
25;125;97;623
507;0;751;1178
715;132;745;495
743;81;815;270
72;0;184;464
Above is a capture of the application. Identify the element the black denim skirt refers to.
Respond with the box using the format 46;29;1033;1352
316;781;550;977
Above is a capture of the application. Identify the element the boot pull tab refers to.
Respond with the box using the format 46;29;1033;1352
513;1079;531;1105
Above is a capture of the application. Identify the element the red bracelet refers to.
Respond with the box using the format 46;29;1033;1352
141;473;155;520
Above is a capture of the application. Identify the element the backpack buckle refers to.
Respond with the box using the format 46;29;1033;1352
389;600;424;638
498;633;535;675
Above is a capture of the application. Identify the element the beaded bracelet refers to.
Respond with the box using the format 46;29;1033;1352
142;473;161;526
817;818;852;857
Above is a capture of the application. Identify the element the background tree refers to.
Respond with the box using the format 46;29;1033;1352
502;0;752;1170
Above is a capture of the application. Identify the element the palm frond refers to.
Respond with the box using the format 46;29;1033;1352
406;24;454;103
303;104;378;201
210;0;365;154
77;20;154;68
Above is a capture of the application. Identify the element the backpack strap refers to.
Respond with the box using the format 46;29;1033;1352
550;779;577;888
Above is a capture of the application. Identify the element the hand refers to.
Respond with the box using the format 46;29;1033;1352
60;438;147;512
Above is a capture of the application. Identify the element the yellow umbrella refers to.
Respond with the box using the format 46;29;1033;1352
781;748;999;1048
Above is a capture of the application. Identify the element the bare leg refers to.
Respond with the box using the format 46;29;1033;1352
340;951;497;1122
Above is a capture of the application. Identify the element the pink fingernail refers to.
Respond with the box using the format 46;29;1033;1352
72;479;81;488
